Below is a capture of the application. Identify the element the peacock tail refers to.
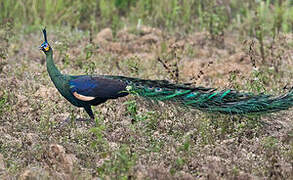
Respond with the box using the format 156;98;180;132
107;76;293;115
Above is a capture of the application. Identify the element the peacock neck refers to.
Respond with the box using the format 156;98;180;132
46;49;65;87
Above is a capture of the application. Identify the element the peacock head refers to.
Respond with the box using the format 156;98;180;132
40;28;51;53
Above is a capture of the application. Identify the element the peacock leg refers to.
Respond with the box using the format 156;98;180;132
83;105;95;120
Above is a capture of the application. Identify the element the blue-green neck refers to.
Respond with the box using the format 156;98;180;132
46;50;62;78
45;49;82;107
45;49;69;93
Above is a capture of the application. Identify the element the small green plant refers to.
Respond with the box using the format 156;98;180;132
178;136;191;152
84;44;94;60
115;0;137;16
84;61;96;75
197;116;215;145
89;115;108;151
228;71;241;90
247;69;268;93
124;56;141;76
263;136;279;149
124;100;137;118
199;1;228;45
0;91;9;116
124;99;149;122
97;145;137;178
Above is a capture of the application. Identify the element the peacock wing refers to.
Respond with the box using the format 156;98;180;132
69;76;128;101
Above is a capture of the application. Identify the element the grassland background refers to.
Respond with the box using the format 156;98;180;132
1;0;293;179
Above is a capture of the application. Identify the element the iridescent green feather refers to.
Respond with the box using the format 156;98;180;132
108;75;293;115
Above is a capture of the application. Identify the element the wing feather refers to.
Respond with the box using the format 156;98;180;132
73;92;95;101
69;76;128;100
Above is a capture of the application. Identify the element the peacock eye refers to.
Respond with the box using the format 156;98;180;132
148;86;154;90
155;88;162;92
175;89;183;93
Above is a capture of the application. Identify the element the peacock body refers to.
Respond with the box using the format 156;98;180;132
40;29;293;120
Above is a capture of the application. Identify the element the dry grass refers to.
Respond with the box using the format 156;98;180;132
0;26;293;179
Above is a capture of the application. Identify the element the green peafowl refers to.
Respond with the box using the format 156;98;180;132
40;29;293;120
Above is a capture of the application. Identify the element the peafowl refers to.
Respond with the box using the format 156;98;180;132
40;29;293;120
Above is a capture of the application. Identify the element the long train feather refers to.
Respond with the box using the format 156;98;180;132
107;75;293;115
